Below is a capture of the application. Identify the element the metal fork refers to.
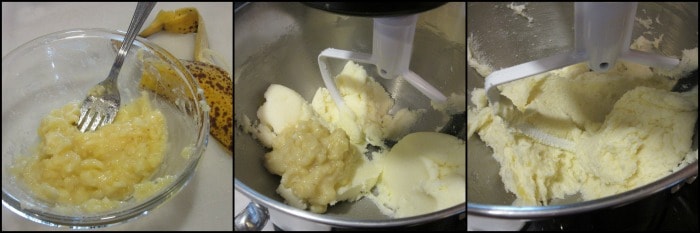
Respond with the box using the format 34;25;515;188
77;2;156;132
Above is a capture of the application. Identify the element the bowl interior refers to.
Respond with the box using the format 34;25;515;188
234;2;465;223
467;2;698;207
2;29;208;226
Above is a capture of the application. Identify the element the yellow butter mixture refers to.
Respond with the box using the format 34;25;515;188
468;33;699;205
248;61;465;217
370;132;465;218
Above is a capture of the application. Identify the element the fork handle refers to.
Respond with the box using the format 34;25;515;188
107;2;157;83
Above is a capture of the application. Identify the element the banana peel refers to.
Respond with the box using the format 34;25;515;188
182;60;232;153
135;7;232;154
139;8;199;36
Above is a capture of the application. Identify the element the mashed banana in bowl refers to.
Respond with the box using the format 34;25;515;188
11;91;172;213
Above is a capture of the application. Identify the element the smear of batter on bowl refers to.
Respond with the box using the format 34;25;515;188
507;2;534;25
467;33;699;206
635;16;654;30
467;33;494;78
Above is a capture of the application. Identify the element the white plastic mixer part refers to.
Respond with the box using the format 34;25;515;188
482;2;681;151
317;14;447;121
372;16;417;79
485;2;680;106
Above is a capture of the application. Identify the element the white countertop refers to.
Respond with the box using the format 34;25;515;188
2;2;232;230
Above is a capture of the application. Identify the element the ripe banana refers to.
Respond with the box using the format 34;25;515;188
182;60;232;153
135;7;232;154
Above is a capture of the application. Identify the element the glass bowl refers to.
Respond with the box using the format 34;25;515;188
2;28;209;228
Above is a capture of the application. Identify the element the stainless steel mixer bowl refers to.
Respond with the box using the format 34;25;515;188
468;2;698;219
235;2;465;229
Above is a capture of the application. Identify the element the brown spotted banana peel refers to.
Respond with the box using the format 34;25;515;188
136;7;232;154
